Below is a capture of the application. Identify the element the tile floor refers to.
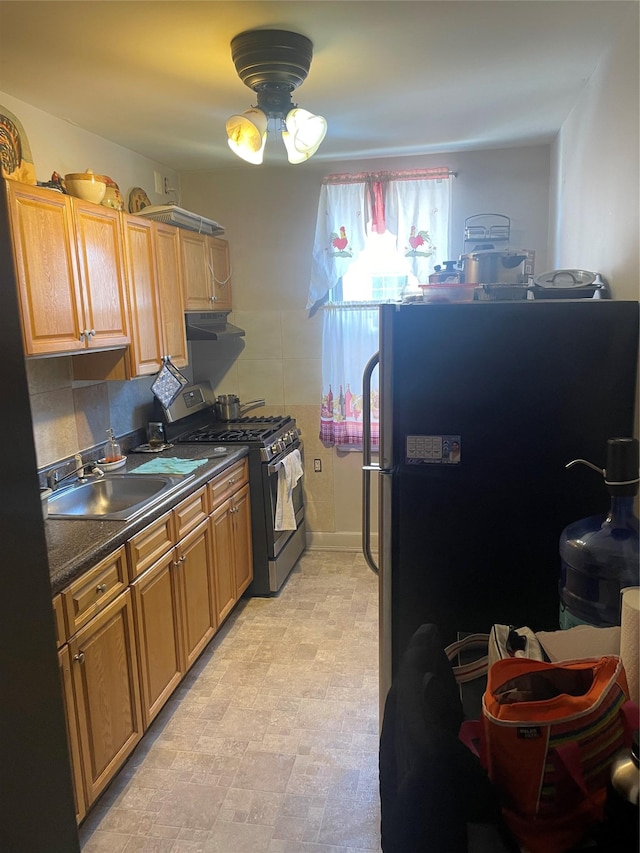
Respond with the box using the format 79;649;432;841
79;550;382;853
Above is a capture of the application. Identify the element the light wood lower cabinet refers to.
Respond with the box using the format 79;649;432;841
56;462;251;822
58;645;87;824
232;483;253;598
210;498;236;625
176;518;218;670
128;486;215;724
209;464;253;626
69;589;143;806
130;513;218;729
131;552;184;728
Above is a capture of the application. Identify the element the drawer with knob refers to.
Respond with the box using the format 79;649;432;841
207;458;248;512
61;546;128;637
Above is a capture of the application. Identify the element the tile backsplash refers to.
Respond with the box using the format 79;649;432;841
26;356;157;469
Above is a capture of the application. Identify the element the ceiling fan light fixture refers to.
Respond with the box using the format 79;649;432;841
226;29;326;164
285;108;327;156
282;128;309;164
225;108;268;164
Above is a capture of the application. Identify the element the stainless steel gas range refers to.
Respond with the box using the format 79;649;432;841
160;382;305;595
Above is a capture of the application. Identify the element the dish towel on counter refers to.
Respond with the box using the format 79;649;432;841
130;458;209;475
275;449;303;531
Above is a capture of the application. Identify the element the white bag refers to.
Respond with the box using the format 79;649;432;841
446;625;546;685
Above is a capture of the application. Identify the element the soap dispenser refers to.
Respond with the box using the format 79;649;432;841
104;428;122;463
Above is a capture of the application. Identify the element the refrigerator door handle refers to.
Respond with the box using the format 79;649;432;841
362;351;381;574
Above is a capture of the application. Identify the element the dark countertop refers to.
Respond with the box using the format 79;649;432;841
45;444;249;596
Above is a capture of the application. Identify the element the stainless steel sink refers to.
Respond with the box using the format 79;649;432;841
47;473;191;521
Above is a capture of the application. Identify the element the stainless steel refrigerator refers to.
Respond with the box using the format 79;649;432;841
362;300;639;705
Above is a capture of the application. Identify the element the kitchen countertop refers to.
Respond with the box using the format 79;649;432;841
45;444;249;596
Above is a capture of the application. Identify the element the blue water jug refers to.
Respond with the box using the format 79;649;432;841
559;437;639;629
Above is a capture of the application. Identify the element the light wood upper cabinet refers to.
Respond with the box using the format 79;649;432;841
155;221;188;367
180;230;211;311
121;214;164;376
122;215;191;377
209;236;232;312
181;230;232;312
6;181;129;355
71;198;130;348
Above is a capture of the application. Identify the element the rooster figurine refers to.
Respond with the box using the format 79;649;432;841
329;226;351;256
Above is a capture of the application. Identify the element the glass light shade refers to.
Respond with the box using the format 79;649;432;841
285;108;327;157
226;108;268;164
282;129;309;164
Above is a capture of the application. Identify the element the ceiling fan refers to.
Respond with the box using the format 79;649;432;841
225;29;327;165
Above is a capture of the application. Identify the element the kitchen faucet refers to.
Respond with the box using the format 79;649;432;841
46;453;104;491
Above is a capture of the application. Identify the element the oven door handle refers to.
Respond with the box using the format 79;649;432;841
267;440;303;476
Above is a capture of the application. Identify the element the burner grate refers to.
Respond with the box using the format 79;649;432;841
178;415;293;445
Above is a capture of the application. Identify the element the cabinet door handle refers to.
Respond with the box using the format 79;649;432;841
74;652;85;664
89;329;96;337
228;477;236;486
79;330;85;341
96;583;107;594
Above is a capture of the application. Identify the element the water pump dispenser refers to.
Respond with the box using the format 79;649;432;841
559;437;639;629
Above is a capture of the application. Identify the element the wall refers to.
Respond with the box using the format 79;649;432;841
180;146;551;548
548;4;639;450
0;91;182;468
548;4;639;299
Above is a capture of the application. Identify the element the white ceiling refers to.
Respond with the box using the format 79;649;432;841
0;1;635;172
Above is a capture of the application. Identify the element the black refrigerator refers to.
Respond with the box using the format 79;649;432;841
362;300;639;705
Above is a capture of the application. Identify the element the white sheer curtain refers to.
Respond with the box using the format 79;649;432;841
320;306;379;450
311;169;452;449
307;180;369;310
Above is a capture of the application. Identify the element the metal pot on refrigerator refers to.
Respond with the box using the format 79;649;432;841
460;249;534;285
214;394;265;421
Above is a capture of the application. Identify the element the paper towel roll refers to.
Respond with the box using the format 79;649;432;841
620;587;640;705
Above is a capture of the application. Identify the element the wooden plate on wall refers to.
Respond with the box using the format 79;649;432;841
0;106;36;184
128;186;151;212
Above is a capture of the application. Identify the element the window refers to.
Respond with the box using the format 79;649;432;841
309;169;453;449
339;230;419;303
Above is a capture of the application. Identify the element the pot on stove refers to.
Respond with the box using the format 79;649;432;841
214;394;265;421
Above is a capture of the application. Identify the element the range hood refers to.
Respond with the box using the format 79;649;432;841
185;312;245;341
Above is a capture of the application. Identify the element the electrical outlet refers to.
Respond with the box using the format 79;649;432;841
163;177;171;194
153;171;164;194
313;459;322;473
